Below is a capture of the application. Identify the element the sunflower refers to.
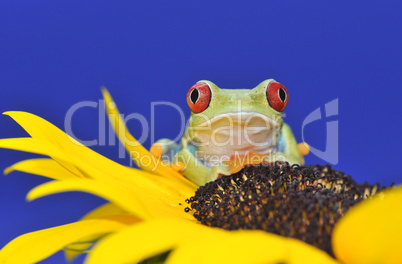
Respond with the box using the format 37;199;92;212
0;89;400;264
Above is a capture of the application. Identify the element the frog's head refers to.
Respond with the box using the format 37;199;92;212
185;79;290;153
186;79;289;127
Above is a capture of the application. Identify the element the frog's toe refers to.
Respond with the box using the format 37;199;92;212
208;164;232;182
298;142;310;156
150;143;163;158
171;161;185;171
150;144;185;171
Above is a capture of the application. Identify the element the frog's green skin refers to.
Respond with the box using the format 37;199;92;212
154;79;302;186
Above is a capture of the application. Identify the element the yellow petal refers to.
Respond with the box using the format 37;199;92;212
285;238;338;264
65;203;132;261
0;138;68;160
166;230;287;264
0;137;164;198
167;230;337;264
27;176;194;221
86;218;336;264
2;112;195;200
0;137;85;178
101;88;196;187
4;158;76;180
3;148;194;220
3;112;91;177
3;111;197;194
3;111;135;179
81;202;129;220
63;242;92;261
27;179;152;220
85;218;207;264
3;111;76;146
0;215;136;264
101;88;163;172
333;186;402;264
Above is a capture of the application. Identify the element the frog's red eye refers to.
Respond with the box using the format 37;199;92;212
266;81;289;112
187;82;211;113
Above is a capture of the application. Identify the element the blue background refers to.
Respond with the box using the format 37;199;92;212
0;1;401;263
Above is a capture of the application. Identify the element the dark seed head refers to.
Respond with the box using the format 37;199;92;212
186;162;385;256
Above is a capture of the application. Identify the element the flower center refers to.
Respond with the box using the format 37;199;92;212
186;162;383;255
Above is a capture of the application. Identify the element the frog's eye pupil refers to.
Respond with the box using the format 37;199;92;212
266;81;289;112
279;88;286;102
187;82;211;113
190;89;199;104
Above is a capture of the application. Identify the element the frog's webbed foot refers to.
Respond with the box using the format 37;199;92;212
297;142;310;165
206;164;232;182
150;139;185;171
262;141;310;166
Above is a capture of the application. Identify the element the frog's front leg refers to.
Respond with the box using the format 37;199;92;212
172;147;231;186
150;138;181;162
265;123;303;165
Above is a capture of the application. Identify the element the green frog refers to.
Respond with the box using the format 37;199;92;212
151;79;308;186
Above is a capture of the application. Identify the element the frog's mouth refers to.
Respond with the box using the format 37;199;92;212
189;112;281;166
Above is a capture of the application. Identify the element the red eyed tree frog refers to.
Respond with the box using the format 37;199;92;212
151;79;309;186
